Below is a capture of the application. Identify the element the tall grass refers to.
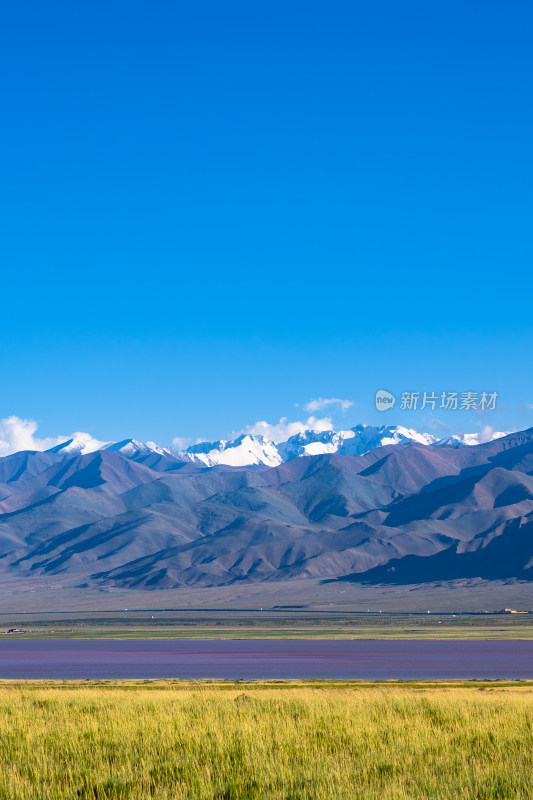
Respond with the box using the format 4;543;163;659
0;682;531;799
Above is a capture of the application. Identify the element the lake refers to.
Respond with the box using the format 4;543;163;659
0;639;531;679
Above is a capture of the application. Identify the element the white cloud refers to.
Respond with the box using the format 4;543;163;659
172;435;193;450
429;418;450;433
0;416;105;457
304;397;353;413
477;424;496;444
0;416;59;456
238;415;334;443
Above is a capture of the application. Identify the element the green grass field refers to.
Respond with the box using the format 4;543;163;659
0;681;531;799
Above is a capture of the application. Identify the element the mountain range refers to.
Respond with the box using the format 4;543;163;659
50;423;508;467
0;423;531;593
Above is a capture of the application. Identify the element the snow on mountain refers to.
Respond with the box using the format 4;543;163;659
277;424;437;460
435;431;508;447
277;429;355;460
45;425;511;468
47;432;110;456
186;434;282;467
177;425;510;465
104;439;175;458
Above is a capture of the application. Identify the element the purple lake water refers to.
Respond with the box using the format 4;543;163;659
0;640;531;679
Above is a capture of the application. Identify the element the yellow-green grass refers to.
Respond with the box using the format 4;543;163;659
0;681;532;798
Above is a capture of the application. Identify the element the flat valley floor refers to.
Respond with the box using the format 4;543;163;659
0;576;532;615
1;608;533;641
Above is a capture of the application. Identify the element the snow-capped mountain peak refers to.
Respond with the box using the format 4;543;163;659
435;431;508;447
104;439;155;457
47;432;110;456
187;434;282;467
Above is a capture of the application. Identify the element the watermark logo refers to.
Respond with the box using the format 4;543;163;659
375;389;396;411
399;391;498;411
374;390;498;412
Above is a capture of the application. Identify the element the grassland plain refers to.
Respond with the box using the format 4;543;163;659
0;681;531;799
3;612;533;639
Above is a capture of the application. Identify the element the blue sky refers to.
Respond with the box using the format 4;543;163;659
0;0;532;448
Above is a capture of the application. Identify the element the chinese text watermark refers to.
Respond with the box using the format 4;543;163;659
375;390;498;412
